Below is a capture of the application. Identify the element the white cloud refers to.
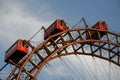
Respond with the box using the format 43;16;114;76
0;1;56;74
42;55;120;80
0;1;56;79
0;1;119;80
0;0;56;48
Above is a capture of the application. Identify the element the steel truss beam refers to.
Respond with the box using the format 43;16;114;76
6;28;120;80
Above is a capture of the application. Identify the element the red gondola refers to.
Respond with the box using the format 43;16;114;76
86;20;108;40
44;19;67;40
5;39;29;64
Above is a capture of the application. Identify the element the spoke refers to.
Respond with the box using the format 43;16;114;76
77;55;95;80
4;28;120;79
59;58;73;80
93;58;106;80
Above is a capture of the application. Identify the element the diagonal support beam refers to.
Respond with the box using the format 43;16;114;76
92;43;106;54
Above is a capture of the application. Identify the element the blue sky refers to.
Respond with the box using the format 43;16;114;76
0;0;120;79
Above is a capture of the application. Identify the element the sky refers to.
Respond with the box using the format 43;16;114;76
0;0;120;79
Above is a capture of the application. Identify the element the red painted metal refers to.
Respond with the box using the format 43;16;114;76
5;39;29;64
44;19;67;40
92;20;108;30
5;19;120;80
86;20;108;39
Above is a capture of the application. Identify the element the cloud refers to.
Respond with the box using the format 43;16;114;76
0;1;119;80
0;0;56;48
42;55;120;80
0;0;57;79
37;42;120;79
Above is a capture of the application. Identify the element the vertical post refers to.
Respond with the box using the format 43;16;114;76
82;18;88;28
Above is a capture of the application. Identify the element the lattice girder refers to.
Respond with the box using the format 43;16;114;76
6;28;120;80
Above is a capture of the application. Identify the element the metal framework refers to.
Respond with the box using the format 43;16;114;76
6;28;120;80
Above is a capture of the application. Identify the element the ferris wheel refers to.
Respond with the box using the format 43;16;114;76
0;18;120;80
